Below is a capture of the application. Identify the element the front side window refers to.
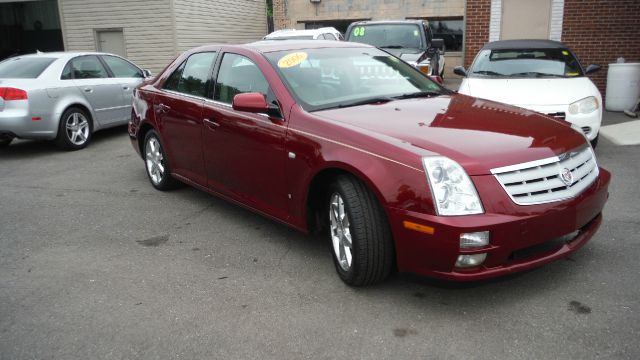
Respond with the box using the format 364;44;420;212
348;24;424;50
469;48;584;78
428;19;464;52
265;47;443;112
101;56;143;78
163;52;217;97
67;56;109;79
214;53;270;104
0;57;55;79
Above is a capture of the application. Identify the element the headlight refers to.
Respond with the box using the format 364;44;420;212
568;96;598;115
423;156;484;216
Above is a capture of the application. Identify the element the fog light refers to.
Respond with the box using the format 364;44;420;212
455;253;487;268
460;231;490;248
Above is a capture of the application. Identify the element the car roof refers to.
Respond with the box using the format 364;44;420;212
192;40;372;54
349;20;425;26
8;51;122;61
481;39;568;50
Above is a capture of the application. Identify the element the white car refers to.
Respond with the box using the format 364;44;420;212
456;40;602;147
263;27;343;41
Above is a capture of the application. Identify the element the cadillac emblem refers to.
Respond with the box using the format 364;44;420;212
560;168;574;186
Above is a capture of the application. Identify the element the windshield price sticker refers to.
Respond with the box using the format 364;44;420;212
278;52;308;68
562;50;569;55
353;27;366;37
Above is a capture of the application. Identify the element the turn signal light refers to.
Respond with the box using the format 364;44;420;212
0;87;28;101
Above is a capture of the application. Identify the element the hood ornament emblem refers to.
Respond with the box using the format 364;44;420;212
560;168;574;186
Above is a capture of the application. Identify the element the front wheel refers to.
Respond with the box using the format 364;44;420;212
55;107;92;150
0;136;13;148
143;130;180;191
327;175;394;286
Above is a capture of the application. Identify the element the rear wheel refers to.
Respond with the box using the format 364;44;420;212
327;175;394;286
55;107;92;150
144;130;180;191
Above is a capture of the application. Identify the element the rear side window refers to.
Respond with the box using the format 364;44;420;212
163;52;217;97
63;56;109;79
0;57;55;79
101;56;143;78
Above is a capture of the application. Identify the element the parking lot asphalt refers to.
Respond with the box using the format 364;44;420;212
1;113;639;359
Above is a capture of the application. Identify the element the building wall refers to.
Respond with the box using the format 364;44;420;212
561;0;640;99
464;0;640;98
274;0;464;29
463;0;491;68
173;0;267;51
59;0;175;73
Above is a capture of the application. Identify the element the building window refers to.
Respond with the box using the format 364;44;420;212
429;18;463;52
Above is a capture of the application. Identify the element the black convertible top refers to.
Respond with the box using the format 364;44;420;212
481;39;568;50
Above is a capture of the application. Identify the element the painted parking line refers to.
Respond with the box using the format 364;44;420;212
599;120;640;146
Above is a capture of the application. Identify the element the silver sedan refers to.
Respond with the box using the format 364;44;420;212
0;52;149;150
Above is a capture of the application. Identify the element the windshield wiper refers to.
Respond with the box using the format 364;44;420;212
337;96;395;108
508;72;564;78
472;70;505;76
379;45;404;49
394;91;441;99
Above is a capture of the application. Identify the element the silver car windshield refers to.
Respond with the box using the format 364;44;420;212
0;57;56;78
469;49;584;78
265;47;444;112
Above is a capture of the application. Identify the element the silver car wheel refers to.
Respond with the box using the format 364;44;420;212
145;137;165;185
65;112;90;146
329;192;353;271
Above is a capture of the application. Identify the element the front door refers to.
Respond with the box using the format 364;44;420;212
99;55;145;123
202;52;288;219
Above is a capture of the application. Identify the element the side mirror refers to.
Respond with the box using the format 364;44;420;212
232;92;268;113
584;64;601;74
142;69;152;78
431;38;445;55
453;66;467;77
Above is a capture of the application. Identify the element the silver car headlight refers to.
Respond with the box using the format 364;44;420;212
568;96;599;115
423;156;484;216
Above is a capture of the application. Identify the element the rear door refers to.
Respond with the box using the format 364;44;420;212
99;55;145;123
154;52;218;186
64;55;125;126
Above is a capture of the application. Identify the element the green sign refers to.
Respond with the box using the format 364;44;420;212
353;26;366;37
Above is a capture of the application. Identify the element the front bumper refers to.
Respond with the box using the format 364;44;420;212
388;168;610;281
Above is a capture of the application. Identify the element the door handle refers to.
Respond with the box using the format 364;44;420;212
83;87;93;93
123;86;130;91
157;103;171;113
203;118;220;130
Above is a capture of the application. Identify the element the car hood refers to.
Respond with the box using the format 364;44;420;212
314;94;587;175
463;77;597;106
382;48;424;62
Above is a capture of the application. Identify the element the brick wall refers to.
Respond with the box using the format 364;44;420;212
562;0;640;98
463;0;491;68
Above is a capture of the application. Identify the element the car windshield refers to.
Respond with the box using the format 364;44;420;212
469;48;584;78
265;47;444;112
348;24;424;50
0;57;56;78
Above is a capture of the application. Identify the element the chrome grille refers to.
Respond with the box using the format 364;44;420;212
491;146;599;205
547;112;566;120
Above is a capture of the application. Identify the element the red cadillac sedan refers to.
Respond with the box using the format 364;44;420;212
129;41;610;286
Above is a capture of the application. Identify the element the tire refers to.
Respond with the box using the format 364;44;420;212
590;134;599;149
55;107;93;150
327;175;394;286
143;130;180;191
0;136;12;148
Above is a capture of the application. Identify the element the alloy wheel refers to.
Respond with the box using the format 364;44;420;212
65;112;90;146
329;192;353;271
145;137;165;185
